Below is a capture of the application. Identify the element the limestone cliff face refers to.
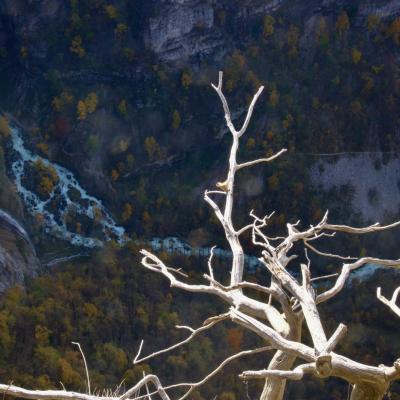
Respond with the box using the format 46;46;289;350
145;0;220;62
144;0;285;62
0;209;40;293
0;135;40;293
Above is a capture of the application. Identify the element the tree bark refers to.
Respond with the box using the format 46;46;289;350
259;317;302;400
259;350;297;400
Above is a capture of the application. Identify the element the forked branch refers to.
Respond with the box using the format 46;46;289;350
377;287;400;317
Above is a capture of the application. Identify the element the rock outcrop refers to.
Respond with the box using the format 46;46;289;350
0;0;64;59
145;0;222;62
0;208;40;293
144;0;285;62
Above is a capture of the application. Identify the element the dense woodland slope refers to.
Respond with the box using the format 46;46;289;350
0;0;400;398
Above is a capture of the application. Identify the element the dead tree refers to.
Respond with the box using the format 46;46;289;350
0;72;400;400
138;72;400;400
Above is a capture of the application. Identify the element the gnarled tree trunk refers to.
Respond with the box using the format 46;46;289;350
260;351;297;400
260;315;302;400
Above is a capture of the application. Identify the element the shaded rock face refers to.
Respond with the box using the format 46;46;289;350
0;209;40;293
0;0;65;59
145;0;221;62
310;156;400;223
358;0;400;18
145;0;285;62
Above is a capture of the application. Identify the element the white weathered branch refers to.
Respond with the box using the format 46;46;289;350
120;374;170;400
310;273;339;282
211;71;265;138
324;220;400;234
140;249;224;296
207;245;216;281
240;363;316;381
71;342;91;395
141;249;290;335
0;374;171;400
377;287;400;318
203;191;225;226
134;313;229;364
203;275;274;296
324;323;347;353
317;258;400;304
0;385;109;400
135;347;272;400
236;148;287;170
230;307;315;361
304;240;358;261
211;71;236;135
167;347;272;400
237;86;265;136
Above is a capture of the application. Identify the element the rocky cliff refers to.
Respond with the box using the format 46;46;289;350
0;208;39;293
0;144;39;292
144;0;285;62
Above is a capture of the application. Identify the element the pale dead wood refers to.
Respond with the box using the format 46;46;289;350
240;363;316;381
166;346;272;400
317;258;400;304
324;323;347;353
377;287;400;317
141;249;290;335
133;313;229;364
0;385;110;400
0;373;172;400
236;149;287;170
72;342;91;395
134;347;272;400
119;375;170;400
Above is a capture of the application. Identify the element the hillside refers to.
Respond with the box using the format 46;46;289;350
0;1;400;399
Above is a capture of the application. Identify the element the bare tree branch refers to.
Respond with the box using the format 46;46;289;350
324;323;347;353
211;71;236;135
230;307;315;362
236;149;287;170
240;363;316;381
167;347;272;400
120;375;171;400
304;240;358;261
72;342;91;395
317;258;400;304
0;385;109;400
134;313;229;364
310;273;339;282
324;220;400;234
377;287;400;318
0;374;172;400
